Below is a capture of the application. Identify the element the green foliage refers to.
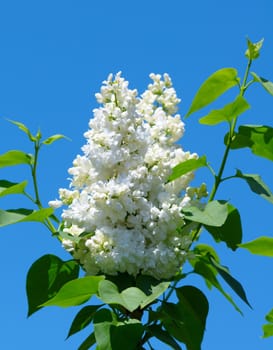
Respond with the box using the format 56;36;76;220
182;200;228;227
186;68;239;117
191;245;243;314
42;275;105;307
26;254;79;316
7;119;37;141
234;169;273;204
0;180;27;197
245;38;264;60
0;150;33;167
239;236;273;257
199;96;250;125
98;279;170;313
251;72;273;96
263;309;273;338
2;38;273;348
93;309;144;350
160;286;209;350
146;325;182;350
229;124;273;161
0;207;54;227
168;156;207;182
42;134;68;145
67;305;102;338
78;333;96;350
208;256;251;308
140;281;170;308
98;280;147;312
205;203;242;250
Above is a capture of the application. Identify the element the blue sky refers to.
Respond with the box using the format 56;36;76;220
1;0;273;349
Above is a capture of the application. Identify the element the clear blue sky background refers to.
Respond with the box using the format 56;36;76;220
1;1;273;349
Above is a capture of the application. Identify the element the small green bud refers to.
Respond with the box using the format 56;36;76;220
245;38;264;60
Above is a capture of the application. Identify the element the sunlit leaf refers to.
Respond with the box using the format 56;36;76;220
168;156;207;182
0;207;54;227
0;180;27;197
235;169;273;204
263;324;273;338
98;280;146;312
67;305;102;338
0;150;33;168
239;236;273;257
186;68;239;117
229;124;273;161
193;244;220;262
266;309;273;323
209;256;252;308
182;200;228;227
26;254;79;316
42;134;68;145
245;38;264;60
205;203;242;250
199;96;250;125
263;309;273;338
42;275;104;307
251;72;273;96
7;119;36;141
140;281;170;309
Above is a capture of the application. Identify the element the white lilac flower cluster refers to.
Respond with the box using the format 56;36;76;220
50;72;207;279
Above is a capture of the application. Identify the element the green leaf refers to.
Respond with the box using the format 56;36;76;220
105;272;136;292
0;150;33;168
182;200;228;227
161;286;209;350
0;207;54;227
186;68;239;117
266;309;273;323
42;275;104;307
234;169;273;204
199;96;250;125
263;309;273;338
229;125;273;161
251;72;273;96
7;119;36;141
67;305;102;339
168;156;207;182
193;244;220;262
245;38;264;60
26;254;79;316
78;332;96;350
111;320;144;350
147;325;182;350
205;203;242;250
0;180;27;197
239;236;273;257
42;134;68;145
209;256;252;308
140;281;170;309
190;246;242;314
136;274;162;294
93;309;114;350
263;324;273;338
98;280;146;312
93;309;144;350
